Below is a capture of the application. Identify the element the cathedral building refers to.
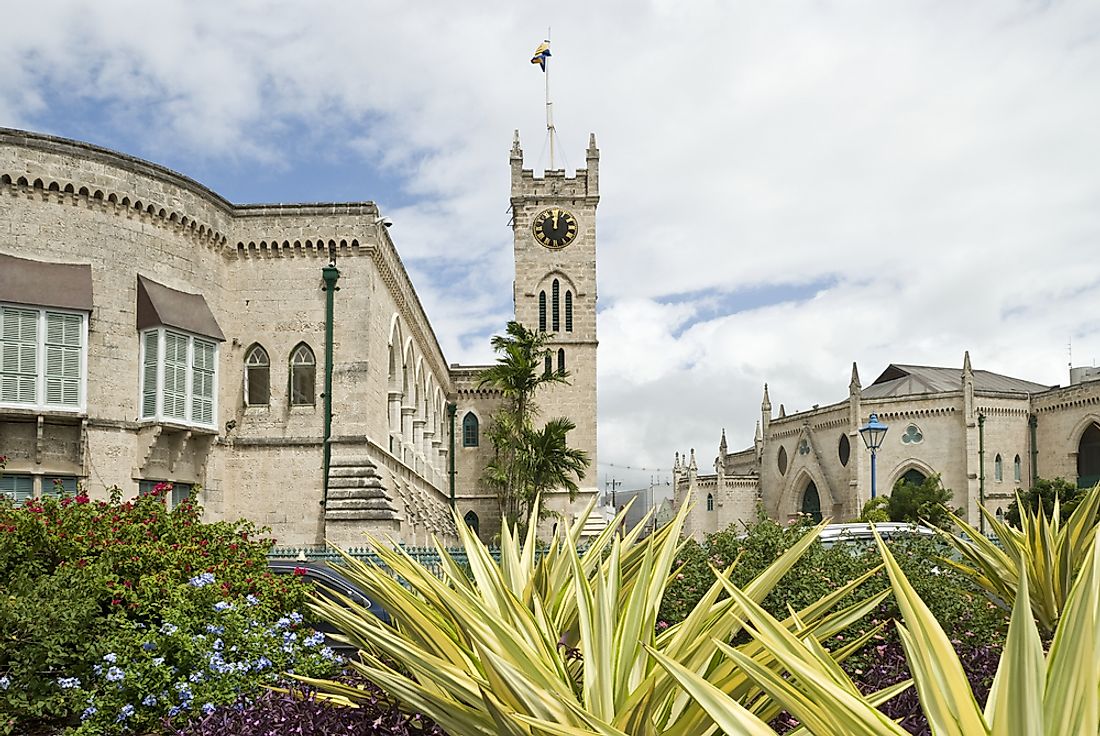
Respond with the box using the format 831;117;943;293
673;354;1100;540
0;127;598;546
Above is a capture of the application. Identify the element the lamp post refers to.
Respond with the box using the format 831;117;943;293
859;413;889;499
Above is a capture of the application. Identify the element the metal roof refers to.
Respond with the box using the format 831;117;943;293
863;364;1051;399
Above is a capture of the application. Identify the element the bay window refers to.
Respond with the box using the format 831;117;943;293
0;305;87;411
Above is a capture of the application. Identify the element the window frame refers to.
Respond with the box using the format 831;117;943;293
138;326;219;430
244;344;271;407
462;411;479;448
288;343;316;407
0;303;88;412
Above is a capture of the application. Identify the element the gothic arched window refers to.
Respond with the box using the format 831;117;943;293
1014;454;1022;482
552;279;560;332
565;291;573;332
557;348;565;374
244;344;270;406
706;493;714;512
464;510;480;537
462;412;479;447
289;343;316;406
544;354;552;377
539;291;547;332
994;454;1003;482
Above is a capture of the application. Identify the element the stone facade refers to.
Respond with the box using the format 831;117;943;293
0;127;600;546
674;353;1100;540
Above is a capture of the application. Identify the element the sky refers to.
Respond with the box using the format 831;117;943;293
3;1;1099;496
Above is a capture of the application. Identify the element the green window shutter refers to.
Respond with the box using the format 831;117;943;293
141;331;160;418
0;474;35;503
191;339;215;426
163;332;188;421
1;307;39;404
44;312;82;407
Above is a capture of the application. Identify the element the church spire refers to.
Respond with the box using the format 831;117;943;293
761;382;772;412
850;362;861;393
719;428;727;454
963;350;973;378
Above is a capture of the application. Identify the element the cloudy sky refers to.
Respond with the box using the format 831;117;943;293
3;1;1098;493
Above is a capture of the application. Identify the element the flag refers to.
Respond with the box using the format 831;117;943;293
531;41;551;71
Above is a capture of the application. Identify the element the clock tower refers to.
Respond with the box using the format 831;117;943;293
509;130;599;509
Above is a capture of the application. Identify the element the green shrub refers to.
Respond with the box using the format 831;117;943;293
659;511;1007;651
0;479;341;736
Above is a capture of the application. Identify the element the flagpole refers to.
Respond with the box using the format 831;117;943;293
545;42;555;170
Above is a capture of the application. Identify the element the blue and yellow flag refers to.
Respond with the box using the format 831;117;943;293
531;41;551;71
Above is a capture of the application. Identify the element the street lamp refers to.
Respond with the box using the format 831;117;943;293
859;413;889;499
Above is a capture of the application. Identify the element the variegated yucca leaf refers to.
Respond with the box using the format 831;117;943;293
652;527;1100;736
938;484;1100;636
297;495;889;735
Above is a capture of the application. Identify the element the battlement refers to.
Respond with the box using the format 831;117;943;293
510;130;599;200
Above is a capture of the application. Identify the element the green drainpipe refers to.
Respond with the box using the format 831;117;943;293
978;413;985;535
320;261;340;508
1029;413;1038;486
447;402;457;509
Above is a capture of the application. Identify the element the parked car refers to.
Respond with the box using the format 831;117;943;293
817;522;939;549
267;559;391;655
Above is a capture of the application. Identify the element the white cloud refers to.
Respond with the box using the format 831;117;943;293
2;1;1099;483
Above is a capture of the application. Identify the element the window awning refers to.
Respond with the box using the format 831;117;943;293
137;275;225;342
0;252;93;311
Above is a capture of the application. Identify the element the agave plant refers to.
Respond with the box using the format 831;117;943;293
297;497;891;736
938;484;1100;637
650;528;1100;735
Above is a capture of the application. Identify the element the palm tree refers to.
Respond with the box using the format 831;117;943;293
478;321;589;530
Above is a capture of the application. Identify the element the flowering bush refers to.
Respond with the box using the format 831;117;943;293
0;478;341;735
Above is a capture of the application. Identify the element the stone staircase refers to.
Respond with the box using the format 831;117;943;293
324;453;400;522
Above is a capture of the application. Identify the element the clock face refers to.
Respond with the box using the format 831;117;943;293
531;208;579;249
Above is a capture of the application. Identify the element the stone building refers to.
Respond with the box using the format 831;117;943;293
674;353;1100;540
0;127;598;546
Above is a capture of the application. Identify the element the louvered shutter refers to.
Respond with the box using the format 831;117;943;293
191;339;215;426
0;475;35;503
44;312;82;407
141;331;159;418
1;307;39;404
163;332;188;420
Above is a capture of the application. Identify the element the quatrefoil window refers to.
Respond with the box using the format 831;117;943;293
901;424;923;445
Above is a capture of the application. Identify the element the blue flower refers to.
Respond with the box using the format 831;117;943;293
116;704;135;722
275;616;291;629
188;572;216;588
105;666;125;683
213;600;232;612
202;702;216;715
0;675;9;690
142;641;157;651
152;657;165;667
252;656;272;671
205;624;224;635
142;694;158;707
168;706;181;717
81;706;97;720
102;652;117;664
304;630;325;647
212;638;224;651
245;594;260;606
57;676;82;689
92;664;103;676
188;671;204;683
288;612;303;624
160;623;179;635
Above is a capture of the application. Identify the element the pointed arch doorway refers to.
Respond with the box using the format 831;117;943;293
801;481;822;522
